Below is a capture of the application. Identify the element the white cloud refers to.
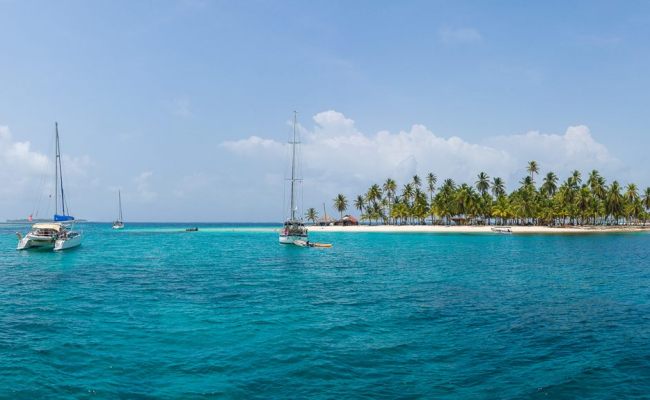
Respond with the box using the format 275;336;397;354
487;125;620;176
439;27;483;45
222;135;284;154
222;110;624;199
0;126;49;176
0;126;50;199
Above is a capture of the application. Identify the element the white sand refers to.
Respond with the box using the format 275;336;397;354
307;225;650;234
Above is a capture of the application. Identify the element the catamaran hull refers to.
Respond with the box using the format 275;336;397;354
54;234;82;251
17;237;55;250
279;234;308;244
112;225;124;230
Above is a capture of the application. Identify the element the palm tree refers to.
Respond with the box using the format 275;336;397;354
383;178;397;224
402;183;414;205
575;187;591;225
354;195;366;217
569;170;582;188
475;172;490;195
305;208;318;224
491;177;506;198
541;172;558;197
527;160;539;183
426;173;437;201
412;174;421;189
606;181;624;224
426;172;437;223
625;183;639;203
367;184;382;204
333;193;348;220
643;188;650;212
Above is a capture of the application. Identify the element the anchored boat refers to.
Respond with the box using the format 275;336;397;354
17;123;83;251
112;190;124;229
279;112;308;245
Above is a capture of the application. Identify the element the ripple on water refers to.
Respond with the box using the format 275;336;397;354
0;223;649;398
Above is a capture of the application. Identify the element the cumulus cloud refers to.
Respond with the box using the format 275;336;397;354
0;126;50;198
439;27;483;45
487;125;620;176
221;110;623;197
0;126;49;175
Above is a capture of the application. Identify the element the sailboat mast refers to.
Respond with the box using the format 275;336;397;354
118;190;123;221
54;123;59;215
289;111;298;221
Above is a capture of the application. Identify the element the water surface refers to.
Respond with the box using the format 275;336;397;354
1;223;649;398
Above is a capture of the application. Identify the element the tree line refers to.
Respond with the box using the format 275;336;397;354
305;161;650;226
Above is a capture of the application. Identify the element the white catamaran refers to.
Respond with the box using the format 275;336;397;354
279;112;308;244
112;190;124;229
17;123;83;251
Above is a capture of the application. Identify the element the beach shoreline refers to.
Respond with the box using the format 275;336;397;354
308;224;650;234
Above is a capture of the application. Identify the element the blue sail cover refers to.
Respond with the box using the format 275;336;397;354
54;214;74;221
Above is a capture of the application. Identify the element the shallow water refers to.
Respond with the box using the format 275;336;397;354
1;223;649;398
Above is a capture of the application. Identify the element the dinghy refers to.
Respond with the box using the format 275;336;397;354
294;240;332;248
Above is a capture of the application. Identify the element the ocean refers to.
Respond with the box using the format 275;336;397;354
1;223;649;398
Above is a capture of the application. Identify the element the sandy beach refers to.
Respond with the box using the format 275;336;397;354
308;225;650;234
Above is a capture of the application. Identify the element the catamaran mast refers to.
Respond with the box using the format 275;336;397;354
55;122;67;216
289;111;298;221
54;123;59;215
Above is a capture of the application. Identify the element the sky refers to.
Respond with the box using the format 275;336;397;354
1;0;649;222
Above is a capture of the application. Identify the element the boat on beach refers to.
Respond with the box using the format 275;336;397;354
17;123;83;251
491;226;512;234
279;112;308;245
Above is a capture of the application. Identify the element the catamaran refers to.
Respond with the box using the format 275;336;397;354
279;112;308;244
17;123;83;251
112;190;124;229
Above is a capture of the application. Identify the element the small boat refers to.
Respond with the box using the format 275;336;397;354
112;190;124;229
17;123;83;251
294;240;332;248
279;112;309;245
185;227;199;232
491;226;512;234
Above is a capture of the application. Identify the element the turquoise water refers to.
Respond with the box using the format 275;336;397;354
1;223;650;398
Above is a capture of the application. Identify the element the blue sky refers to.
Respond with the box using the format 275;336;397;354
1;0;649;221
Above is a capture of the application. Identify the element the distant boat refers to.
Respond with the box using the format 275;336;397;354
112;190;124;229
17;123;83;251
279;112;308;245
491;226;512;234
185;227;198;232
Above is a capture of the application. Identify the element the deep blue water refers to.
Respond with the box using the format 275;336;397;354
1;223;650;399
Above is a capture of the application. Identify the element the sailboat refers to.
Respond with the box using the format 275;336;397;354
17;123;83;251
279;112;308;244
112;190;124;229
